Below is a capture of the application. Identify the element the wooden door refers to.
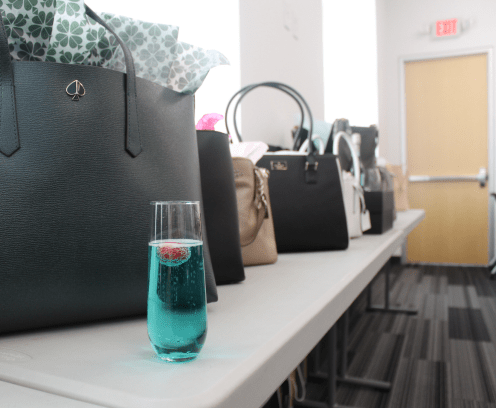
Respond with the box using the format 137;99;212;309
405;54;489;265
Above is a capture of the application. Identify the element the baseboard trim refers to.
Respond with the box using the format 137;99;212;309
405;261;488;268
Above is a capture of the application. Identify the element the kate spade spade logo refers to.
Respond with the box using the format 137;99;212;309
66;80;85;101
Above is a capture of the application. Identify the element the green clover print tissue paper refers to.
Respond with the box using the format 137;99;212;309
0;0;229;93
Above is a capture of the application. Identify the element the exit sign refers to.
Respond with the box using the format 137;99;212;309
436;18;458;37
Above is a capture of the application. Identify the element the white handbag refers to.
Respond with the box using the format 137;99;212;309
333;131;371;238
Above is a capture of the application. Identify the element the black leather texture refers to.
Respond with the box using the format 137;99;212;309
197;130;245;284
351;125;379;169
0;60;218;334
364;191;395;234
257;154;349;252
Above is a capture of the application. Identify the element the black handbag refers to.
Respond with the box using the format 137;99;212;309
351;125;379;169
197;130;245;284
226;82;349;252
0;6;217;334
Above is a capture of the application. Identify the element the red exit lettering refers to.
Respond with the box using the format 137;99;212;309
436;18;458;37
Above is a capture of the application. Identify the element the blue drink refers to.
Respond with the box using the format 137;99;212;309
147;239;207;362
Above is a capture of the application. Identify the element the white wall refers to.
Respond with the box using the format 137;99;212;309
238;0;325;147
376;0;496;166
323;0;378;127
85;0;240;133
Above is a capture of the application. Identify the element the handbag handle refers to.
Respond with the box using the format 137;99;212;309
332;131;360;185
85;6;142;157
0;9;19;156
0;5;142;158
226;83;306;150
225;82;318;178
298;135;325;155
333;130;368;215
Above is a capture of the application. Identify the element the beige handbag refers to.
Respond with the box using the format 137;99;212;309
386;164;410;212
232;157;278;266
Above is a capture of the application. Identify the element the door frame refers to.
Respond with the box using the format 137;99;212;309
399;47;495;266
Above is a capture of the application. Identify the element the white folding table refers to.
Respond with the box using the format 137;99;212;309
0;210;424;408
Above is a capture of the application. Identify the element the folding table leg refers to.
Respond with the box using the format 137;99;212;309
311;339;321;373
295;325;362;408
337;309;391;391
366;261;417;315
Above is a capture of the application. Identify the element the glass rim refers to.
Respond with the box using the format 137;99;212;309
150;200;199;205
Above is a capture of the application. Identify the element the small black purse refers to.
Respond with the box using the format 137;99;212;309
226;82;349;252
197;130;245;284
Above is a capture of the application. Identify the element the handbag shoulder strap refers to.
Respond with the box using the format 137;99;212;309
0;5;142;158
333;130;360;185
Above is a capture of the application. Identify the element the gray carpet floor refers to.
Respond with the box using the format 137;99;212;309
263;263;496;408
303;262;496;408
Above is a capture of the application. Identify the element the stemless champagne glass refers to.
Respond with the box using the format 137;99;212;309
148;201;207;362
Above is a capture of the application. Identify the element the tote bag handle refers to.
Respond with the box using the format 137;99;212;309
0;9;19;156
0;5;142;158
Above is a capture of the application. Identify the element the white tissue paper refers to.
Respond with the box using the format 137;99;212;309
230;142;269;165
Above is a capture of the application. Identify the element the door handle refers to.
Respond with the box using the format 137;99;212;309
409;167;488;188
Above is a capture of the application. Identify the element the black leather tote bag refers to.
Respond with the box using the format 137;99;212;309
226;82;349;252
197;130;245;284
0;6;217;334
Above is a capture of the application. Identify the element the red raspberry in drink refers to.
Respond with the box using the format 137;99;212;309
157;243;191;267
